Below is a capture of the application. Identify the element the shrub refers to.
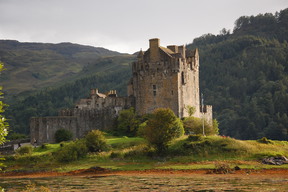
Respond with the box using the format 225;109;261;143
54;139;88;162
41;143;48;149
187;134;204;142
15;144;33;155
143;108;184;153
85;130;108;152
6;132;27;140
257;137;273;144
54;129;73;143
116;107;140;136
183;117;218;135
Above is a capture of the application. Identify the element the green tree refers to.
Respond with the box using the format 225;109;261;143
183;117;219;135
143;108;184;153
54;129;73;143
185;105;196;117
85;130;108;152
0;62;8;145
116;107;139;136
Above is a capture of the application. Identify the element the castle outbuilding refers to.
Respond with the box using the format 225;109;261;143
30;38;212;144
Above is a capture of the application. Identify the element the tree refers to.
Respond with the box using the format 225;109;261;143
143;108;184;153
0;62;8;145
185;105;196;117
116;107;139;136
183;117;219;135
85;130;107;152
54;129;73;143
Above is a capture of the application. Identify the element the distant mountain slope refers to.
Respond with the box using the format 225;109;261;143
0;40;123;95
187;8;288;140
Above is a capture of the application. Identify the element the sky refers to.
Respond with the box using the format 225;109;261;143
0;0;287;54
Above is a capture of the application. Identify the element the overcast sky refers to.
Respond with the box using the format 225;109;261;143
0;0;287;53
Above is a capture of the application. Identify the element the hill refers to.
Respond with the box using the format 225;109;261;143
187;8;288;140
0;40;123;96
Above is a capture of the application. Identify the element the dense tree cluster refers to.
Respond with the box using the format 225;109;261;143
187;8;288;140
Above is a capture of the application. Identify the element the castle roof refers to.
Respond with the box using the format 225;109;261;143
159;46;174;56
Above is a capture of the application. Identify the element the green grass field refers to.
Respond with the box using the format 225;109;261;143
2;135;288;173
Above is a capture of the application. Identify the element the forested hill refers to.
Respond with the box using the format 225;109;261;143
0;40;123;95
187;8;288;140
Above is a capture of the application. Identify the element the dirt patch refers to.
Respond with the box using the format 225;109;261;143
1;168;288;179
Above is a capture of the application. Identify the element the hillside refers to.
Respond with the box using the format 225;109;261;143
187;8;288;140
0;40;123;96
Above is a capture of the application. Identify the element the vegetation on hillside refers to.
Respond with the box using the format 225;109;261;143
0;40;122;95
187;8;288;140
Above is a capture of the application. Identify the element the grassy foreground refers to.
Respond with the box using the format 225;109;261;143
2;135;288;173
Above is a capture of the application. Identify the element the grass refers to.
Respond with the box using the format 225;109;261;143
2;135;288;173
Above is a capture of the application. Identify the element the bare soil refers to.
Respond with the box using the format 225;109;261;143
1;167;288;178
1;168;288;191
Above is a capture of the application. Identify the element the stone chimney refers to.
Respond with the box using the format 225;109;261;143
149;38;160;63
167;45;178;53
178;45;186;58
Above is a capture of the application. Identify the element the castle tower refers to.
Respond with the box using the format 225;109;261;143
129;38;208;119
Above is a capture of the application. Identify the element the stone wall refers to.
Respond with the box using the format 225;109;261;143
30;96;135;144
30;116;78;144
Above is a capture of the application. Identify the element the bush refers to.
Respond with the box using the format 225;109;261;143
6;132;27;140
257;137;273;144
54;139;88;162
183;117;218;135
143;108;184;153
116;107;140;136
15;144;33;155
187;134;204;142
41;143;48;149
85;130;108;152
54;129;73;143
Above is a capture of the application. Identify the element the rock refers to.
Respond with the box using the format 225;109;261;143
262;156;288;165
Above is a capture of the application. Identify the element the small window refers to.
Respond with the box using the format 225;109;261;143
153;85;156;96
181;72;185;84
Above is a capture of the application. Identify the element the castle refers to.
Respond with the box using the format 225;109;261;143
30;38;212;144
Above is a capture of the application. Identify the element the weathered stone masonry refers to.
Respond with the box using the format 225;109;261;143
30;38;212;144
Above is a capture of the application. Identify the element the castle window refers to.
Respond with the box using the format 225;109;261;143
181;72;185;85
153;85;156;96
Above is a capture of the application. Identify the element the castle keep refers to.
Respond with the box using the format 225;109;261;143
30;38;212;144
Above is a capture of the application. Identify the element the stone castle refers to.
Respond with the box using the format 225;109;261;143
30;38;212;144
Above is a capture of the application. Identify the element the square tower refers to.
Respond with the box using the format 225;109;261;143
128;38;206;119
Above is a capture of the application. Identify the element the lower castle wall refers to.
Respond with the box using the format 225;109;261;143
30;107;128;144
30;116;78;144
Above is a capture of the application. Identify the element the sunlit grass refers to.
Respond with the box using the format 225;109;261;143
3;134;288;173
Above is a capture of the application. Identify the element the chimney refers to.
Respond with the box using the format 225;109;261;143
167;45;178;53
178;45;186;58
149;38;160;63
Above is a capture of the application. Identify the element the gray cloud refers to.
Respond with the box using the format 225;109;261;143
0;0;287;53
